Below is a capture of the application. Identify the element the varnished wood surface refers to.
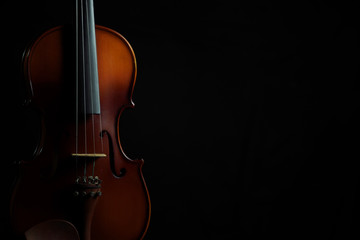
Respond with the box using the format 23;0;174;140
10;25;150;240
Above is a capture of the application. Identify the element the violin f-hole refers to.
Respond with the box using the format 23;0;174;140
100;130;126;178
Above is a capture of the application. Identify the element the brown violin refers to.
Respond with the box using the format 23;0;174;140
10;0;150;239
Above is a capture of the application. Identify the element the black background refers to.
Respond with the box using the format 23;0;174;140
1;0;360;239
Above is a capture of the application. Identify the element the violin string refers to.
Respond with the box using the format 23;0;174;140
89;0;104;161
81;0;87;178
75;0;79;179
86;0;97;178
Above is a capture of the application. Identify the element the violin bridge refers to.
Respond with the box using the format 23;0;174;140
71;153;107;158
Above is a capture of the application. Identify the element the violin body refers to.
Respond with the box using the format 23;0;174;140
10;24;150;239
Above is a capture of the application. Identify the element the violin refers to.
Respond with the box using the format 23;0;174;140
10;0;150;239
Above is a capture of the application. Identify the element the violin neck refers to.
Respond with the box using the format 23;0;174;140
76;0;101;115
